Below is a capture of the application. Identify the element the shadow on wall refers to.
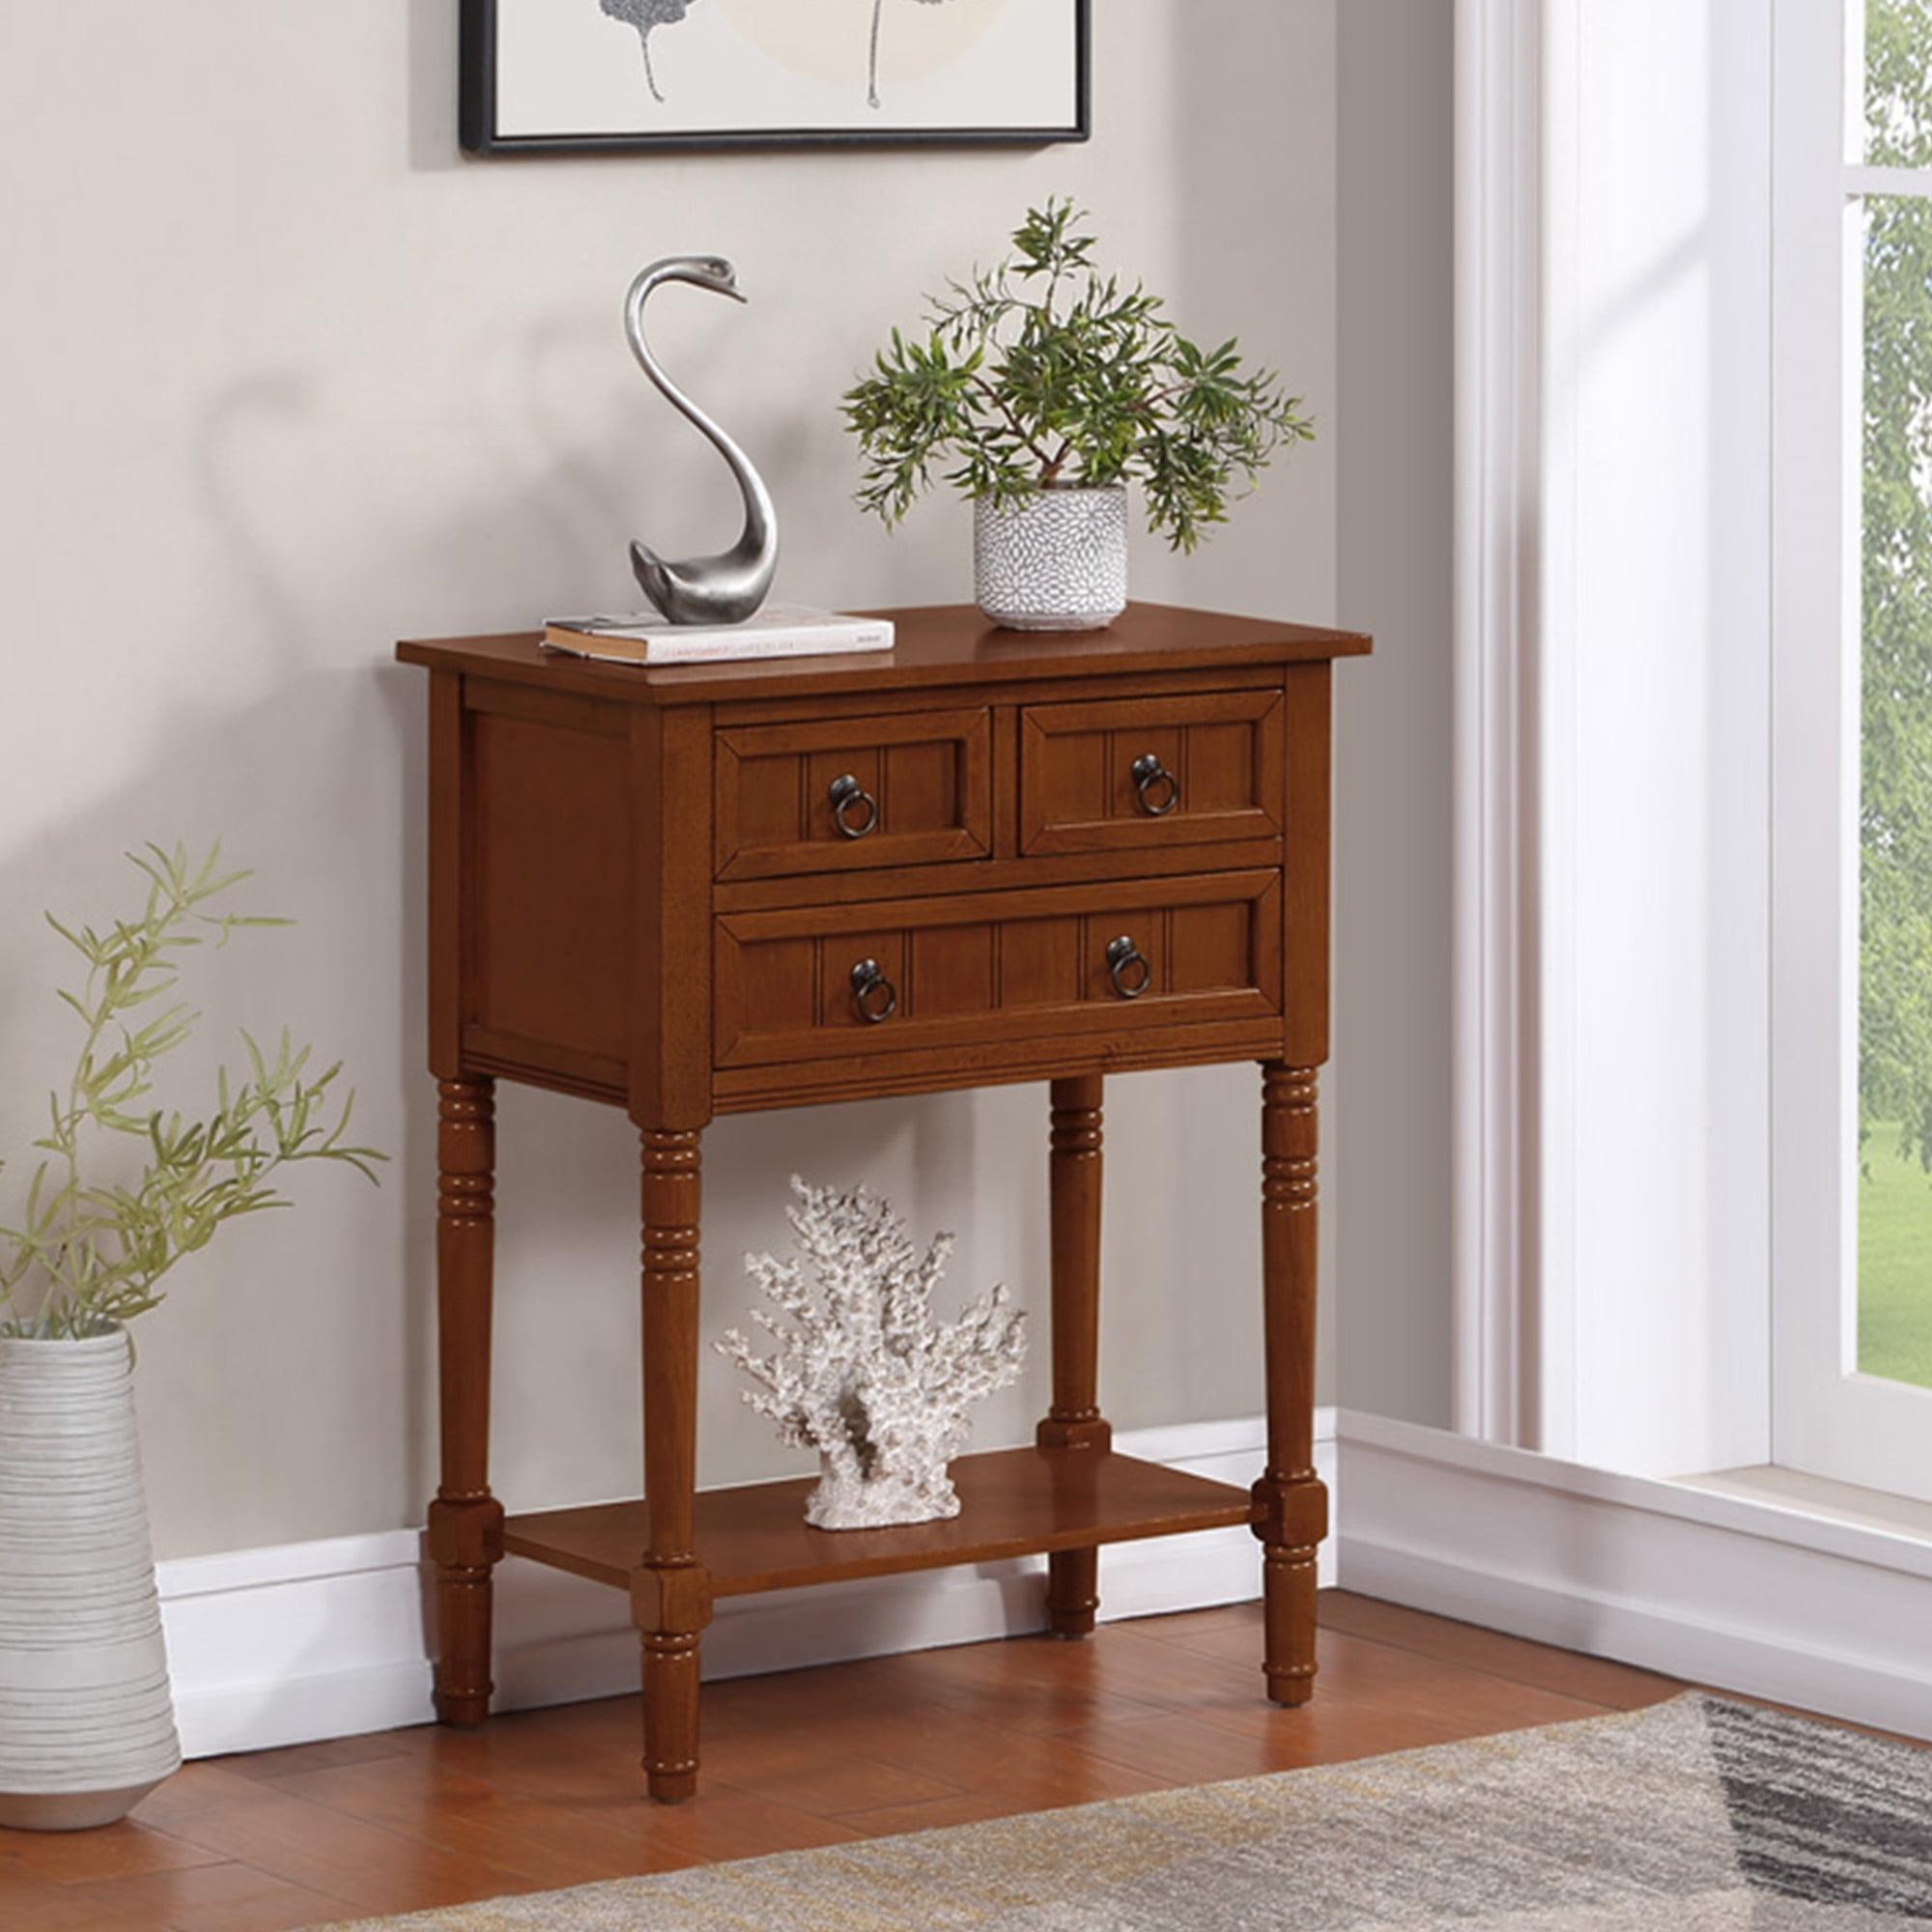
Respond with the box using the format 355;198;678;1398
376;0;1050;1511
0;657;429;1545
31;272;986;1559
0;503;1009;1567
1165;0;1331;623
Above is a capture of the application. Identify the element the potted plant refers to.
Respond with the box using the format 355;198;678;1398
0;844;380;1831
844;200;1316;632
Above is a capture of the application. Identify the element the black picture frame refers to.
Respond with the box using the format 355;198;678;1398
459;0;1092;156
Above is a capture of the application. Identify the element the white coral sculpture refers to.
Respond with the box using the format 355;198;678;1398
717;1176;1027;1531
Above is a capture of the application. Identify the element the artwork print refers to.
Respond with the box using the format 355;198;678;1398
461;0;1090;153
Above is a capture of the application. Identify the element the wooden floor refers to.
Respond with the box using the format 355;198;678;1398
0;1592;1685;1931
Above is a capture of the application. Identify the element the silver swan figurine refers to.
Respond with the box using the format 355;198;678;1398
623;255;779;626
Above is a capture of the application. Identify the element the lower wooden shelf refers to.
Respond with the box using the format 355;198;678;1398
502;1446;1254;1599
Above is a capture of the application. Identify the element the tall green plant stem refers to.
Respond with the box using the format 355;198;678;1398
0;843;384;1341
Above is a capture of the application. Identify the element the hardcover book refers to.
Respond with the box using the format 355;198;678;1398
541;606;894;668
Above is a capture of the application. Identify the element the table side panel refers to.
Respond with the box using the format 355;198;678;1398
630;704;715;1128
427;670;466;1079
468;696;633;1068
1282;662;1334;1066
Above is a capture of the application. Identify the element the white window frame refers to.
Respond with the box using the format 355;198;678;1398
1454;0;1932;1497
1453;0;1544;1449
1457;0;1776;1478
1771;0;1932;1501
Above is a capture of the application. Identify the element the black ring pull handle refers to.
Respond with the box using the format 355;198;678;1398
828;774;880;840
1130;753;1180;818
1105;934;1152;1001
850;958;897;1024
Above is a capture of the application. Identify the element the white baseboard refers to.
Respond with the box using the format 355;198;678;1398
1335;1407;1932;1742
159;1408;1932;1761
158;1415;1336;1761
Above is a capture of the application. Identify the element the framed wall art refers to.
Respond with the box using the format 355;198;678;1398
459;0;1092;156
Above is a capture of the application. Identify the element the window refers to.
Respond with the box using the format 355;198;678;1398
1854;5;1932;1396
1773;0;1932;1499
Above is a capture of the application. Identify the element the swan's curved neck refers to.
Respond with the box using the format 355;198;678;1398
624;267;775;557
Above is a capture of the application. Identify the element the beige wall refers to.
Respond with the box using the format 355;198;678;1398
0;3;1360;1560
1334;0;1457;1429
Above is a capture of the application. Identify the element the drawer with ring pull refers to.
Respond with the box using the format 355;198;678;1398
1017;691;1285;857
712;871;1282;1070
713;707;993;881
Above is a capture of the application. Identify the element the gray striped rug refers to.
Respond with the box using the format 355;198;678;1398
323;1692;1932;1929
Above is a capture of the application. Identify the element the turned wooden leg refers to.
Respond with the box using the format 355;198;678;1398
1037;1075;1110;1638
1253;1064;1327;1706
636;1127;711;1803
427;1076;504;1728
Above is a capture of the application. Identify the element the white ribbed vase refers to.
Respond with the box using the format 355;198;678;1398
0;1329;180;1831
974;484;1128;632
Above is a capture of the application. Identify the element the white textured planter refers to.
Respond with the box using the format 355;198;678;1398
0;1329;180;1831
974;484;1129;632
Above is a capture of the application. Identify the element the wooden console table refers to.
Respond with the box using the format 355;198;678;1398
396;603;1369;1801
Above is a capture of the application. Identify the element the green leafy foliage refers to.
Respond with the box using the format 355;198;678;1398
1861;1;1932;1167
842;201;1315;553
0;844;384;1340
1859;1120;1932;1383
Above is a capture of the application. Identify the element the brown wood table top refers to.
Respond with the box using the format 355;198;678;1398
397;602;1370;706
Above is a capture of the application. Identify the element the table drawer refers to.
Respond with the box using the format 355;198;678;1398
714;707;992;881
1018;690;1285;856
714;871;1282;1068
